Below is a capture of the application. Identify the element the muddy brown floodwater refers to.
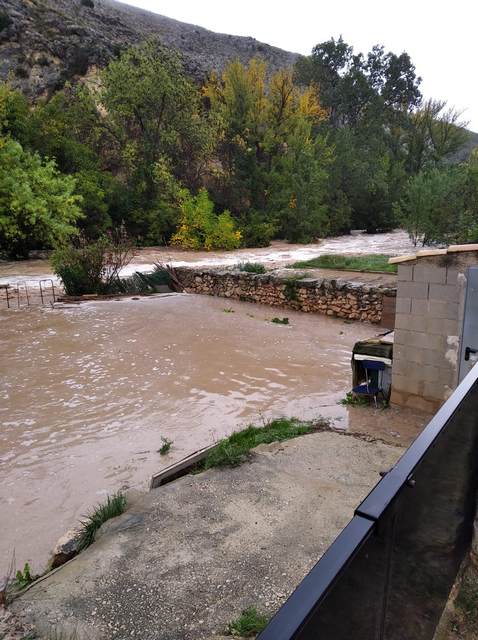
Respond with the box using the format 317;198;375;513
0;231;416;288
0;294;428;575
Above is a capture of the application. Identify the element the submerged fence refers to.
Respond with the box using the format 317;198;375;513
0;279;56;308
259;363;478;640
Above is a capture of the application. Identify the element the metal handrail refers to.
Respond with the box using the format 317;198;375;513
1;279;56;308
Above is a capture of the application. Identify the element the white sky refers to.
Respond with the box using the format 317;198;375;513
119;0;478;131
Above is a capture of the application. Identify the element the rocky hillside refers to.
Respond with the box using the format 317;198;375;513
0;0;298;98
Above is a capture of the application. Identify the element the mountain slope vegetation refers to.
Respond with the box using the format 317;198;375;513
0;0;297;98
0;2;477;260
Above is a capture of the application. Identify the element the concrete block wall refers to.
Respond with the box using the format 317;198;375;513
391;250;477;412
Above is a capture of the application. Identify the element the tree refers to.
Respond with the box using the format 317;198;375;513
99;40;216;242
0;83;30;145
405;99;469;173
0;137;82;258
268;122;332;242
394;167;467;245
294;38;421;129
293;38;422;233
204;60;331;242
101;40;214;189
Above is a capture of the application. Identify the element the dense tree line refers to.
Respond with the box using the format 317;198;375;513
0;37;476;258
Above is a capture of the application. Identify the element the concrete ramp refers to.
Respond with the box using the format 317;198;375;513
15;431;403;640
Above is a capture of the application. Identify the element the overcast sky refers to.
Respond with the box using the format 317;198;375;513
119;0;478;131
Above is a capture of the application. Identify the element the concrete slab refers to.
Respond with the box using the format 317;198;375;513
15;431;403;640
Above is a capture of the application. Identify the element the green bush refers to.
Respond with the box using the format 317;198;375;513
0;138;82;259
51;229;134;295
284;277;302;301
240;211;276;248
111;264;171;294
51;238;107;295
171;188;242;250
237;262;266;274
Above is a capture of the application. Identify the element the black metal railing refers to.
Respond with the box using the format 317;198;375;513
258;364;478;640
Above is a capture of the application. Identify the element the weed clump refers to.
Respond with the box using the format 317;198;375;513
237;262;266;274
202;417;323;470
227;606;269;637
159;436;173;455
77;492;127;551
14;562;33;589
340;392;370;406
283;277;303;302
271;317;289;325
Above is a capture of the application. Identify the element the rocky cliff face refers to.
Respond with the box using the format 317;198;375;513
0;0;298;98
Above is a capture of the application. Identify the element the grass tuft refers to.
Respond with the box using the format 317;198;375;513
288;254;397;273
77;492;127;551
112;264;171;295
283;276;303;302
227;606;269;637
271;317;289;325
202;417;324;470
340;392;370;406
159;436;173;455
237;262;266;274
14;562;33;589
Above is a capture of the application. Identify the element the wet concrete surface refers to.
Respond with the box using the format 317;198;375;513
14;431;404;640
0;294;428;575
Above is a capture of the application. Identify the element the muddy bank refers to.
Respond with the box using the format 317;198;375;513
0;295;428;576
14;431;404;640
0;231;416;287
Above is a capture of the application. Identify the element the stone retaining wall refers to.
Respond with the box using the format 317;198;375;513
175;267;396;325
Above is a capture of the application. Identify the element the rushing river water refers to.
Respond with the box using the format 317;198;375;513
0;231;416;288
0;294;428;575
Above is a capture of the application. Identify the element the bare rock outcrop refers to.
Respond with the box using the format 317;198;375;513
0;0;298;99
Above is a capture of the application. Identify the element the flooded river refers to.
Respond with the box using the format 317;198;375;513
0;294;428;575
0;231;416;288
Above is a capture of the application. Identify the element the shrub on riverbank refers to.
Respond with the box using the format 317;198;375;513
171;189;242;250
51;229;135;295
289;253;397;273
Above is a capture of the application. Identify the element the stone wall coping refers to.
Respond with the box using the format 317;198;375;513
389;245;478;264
175;265;395;295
